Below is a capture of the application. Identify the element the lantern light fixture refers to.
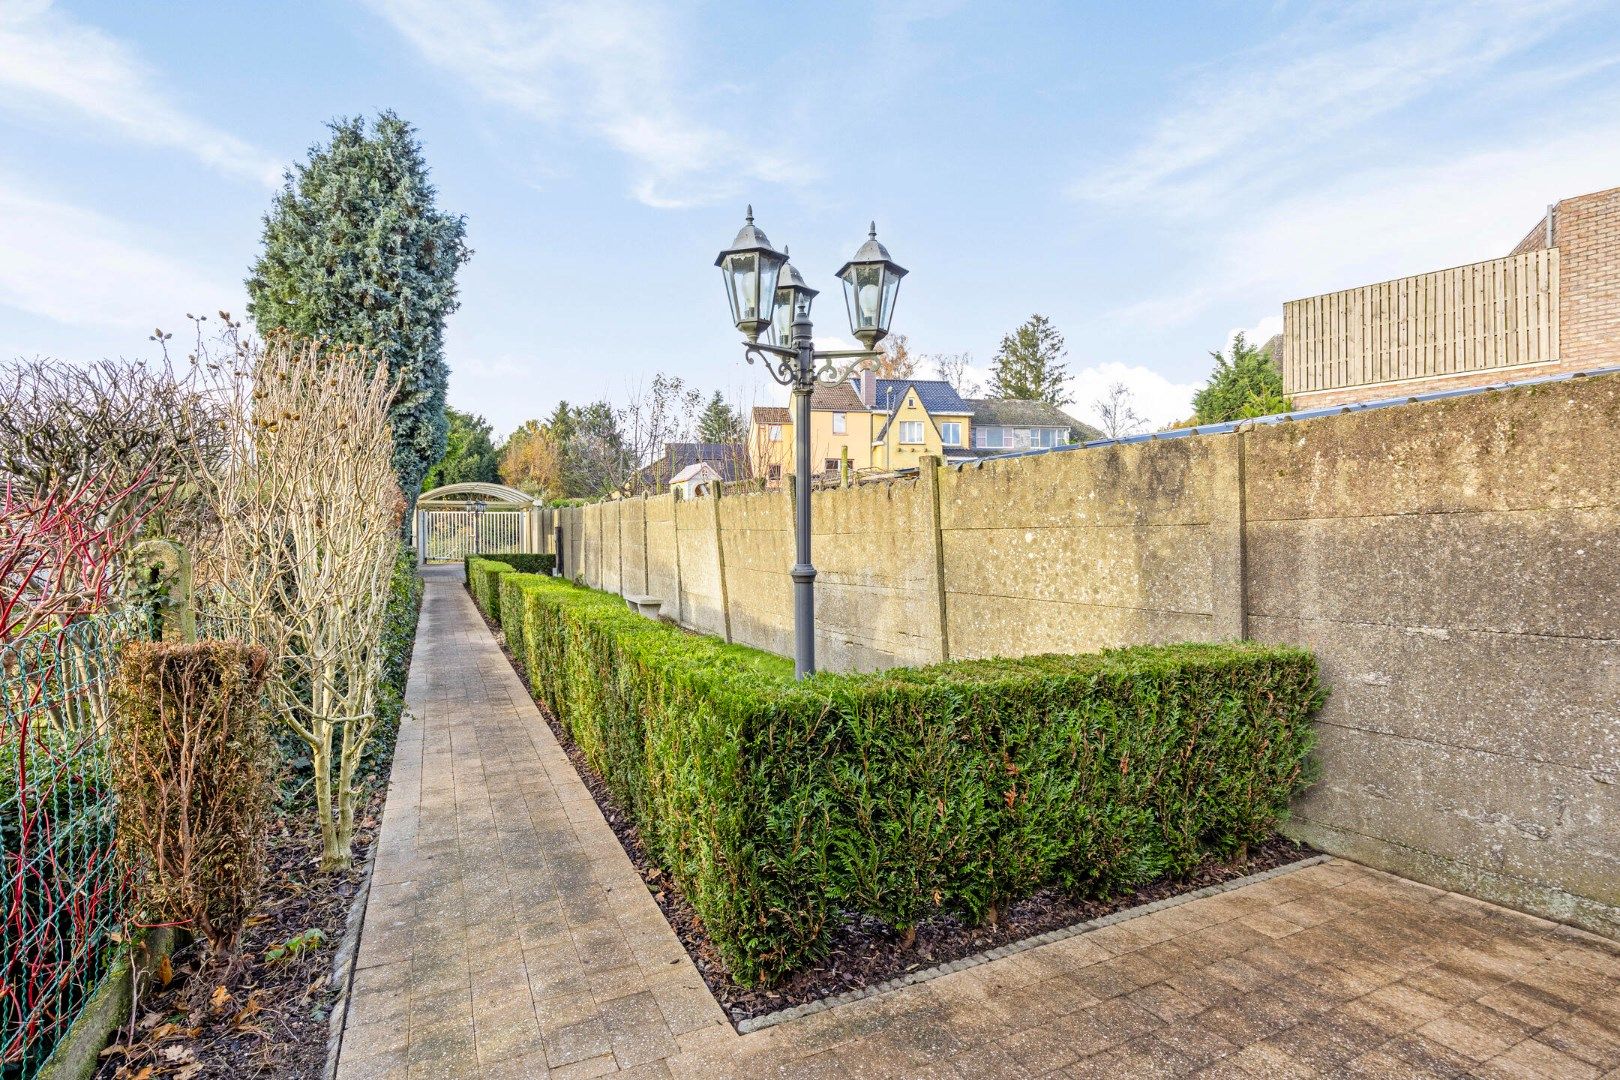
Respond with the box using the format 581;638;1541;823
713;205;787;342
769;247;819;350
835;222;908;350
713;208;908;677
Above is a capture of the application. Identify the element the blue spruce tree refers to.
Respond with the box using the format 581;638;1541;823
247;112;470;503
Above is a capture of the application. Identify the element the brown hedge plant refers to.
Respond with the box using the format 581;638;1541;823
110;640;272;957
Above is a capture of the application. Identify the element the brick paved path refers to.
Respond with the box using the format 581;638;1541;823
335;566;1620;1078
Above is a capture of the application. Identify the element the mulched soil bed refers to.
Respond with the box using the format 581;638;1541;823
93;790;386;1079
476;593;1316;1027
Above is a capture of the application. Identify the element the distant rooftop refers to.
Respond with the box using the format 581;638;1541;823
872;378;972;414
970;398;1098;439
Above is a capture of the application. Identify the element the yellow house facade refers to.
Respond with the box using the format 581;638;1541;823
749;371;1095;486
870;384;973;472
749;381;879;486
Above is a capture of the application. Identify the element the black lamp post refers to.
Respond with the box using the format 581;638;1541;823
716;208;907;678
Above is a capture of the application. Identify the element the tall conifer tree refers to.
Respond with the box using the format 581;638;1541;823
696;392;744;443
988;314;1071;405
247;112;470;501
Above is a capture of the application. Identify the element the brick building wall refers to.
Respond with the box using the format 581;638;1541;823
1555;185;1620;368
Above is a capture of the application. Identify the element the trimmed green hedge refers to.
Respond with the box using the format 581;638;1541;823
464;554;554;608
478;571;1322;986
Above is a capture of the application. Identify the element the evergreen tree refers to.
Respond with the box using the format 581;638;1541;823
696;392;744;443
989;314;1071;405
246;111;471;502
1191;333;1290;423
423;407;500;489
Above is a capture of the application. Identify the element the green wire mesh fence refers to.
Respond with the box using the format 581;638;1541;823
1;611;140;1079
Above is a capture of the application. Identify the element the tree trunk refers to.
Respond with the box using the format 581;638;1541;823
312;737;348;870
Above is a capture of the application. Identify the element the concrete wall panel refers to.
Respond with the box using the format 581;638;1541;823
549;372;1620;938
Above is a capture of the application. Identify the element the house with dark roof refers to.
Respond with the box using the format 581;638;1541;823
749;380;877;486
864;374;977;470
746;368;1097;485
638;441;748;492
968;399;1101;453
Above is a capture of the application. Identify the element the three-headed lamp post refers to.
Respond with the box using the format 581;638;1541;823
715;208;908;678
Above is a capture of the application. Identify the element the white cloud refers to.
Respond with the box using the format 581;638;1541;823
361;0;806;208
1064;362;1200;434
1227;316;1282;352
0;178;240;336
1080;0;1620;345
0;0;282;186
1072;0;1590;215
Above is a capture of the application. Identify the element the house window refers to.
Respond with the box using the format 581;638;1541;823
977;427;1004;449
940;422;962;447
825;458;839;473
768;424;782;441
1035;428;1055;448
768;464;782;481
898;420;925;444
831;412;846;434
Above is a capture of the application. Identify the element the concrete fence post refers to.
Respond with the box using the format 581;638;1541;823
1208;431;1249;640
642;493;651;595
711;486;733;643
615;500;625;597
920;455;951;662
672;497;686;624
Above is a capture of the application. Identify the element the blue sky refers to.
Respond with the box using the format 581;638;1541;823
4;0;1620;438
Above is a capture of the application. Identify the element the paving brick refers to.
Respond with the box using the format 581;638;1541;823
335;568;1620;1078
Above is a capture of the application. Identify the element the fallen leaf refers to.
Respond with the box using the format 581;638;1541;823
156;956;173;987
210;985;233;1013
232;992;265;1028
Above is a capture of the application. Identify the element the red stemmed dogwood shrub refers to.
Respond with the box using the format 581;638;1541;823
0;471;156;645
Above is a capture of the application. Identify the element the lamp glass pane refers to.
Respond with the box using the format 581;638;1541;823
770;287;795;347
727;252;759;324
879;269;902;331
758;256;783;324
720;261;742;326
853;264;883;331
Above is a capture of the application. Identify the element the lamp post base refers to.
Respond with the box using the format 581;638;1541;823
791;561;816;679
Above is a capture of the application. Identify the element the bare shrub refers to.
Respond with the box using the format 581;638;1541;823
0;354;213;546
110;640;272;957
180;326;403;868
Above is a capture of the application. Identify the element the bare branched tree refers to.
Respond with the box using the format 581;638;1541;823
618;373;701;494
1092;381;1147;439
0;353;200;494
930;352;983;399
872;333;918;379
178;324;402;868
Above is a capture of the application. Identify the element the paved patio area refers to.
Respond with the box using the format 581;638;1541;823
335;565;1620;1079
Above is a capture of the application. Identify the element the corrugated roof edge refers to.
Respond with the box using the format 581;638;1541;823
895;366;1620;474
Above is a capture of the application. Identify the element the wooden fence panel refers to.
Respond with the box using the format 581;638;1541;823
1283;249;1559;396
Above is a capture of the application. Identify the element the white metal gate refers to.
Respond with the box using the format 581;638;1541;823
421;510;524;561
